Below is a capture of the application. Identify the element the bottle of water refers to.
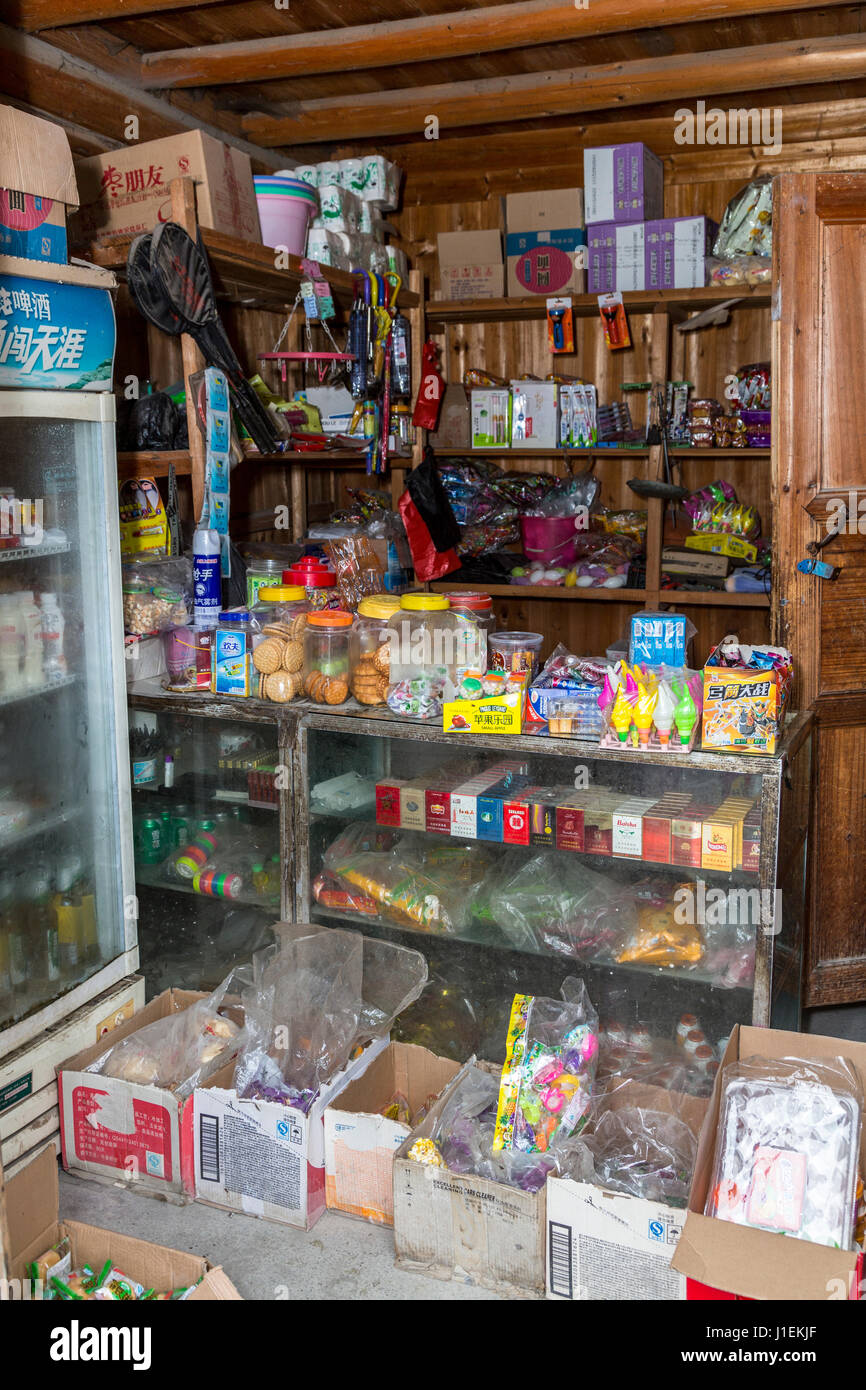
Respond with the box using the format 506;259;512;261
193;526;221;629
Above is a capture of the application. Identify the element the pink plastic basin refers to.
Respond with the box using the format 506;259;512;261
520;514;583;567
256;192;315;253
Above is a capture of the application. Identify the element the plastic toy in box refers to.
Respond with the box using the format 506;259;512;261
443;670;527;734
701;635;793;754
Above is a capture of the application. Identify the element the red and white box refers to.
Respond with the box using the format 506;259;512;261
57;988;240;1197
193;1036;389;1231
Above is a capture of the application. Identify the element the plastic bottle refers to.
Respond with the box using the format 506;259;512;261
193;526;222;628
30;871;60;983
0;595;22;696
54;859;83;975
16;591;44;687
39;593;67;682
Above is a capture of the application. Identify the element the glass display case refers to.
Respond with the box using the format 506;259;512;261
126;695;293;996
294;710;813;1065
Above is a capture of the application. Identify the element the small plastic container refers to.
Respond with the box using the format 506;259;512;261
350;594;400;705
253;584;310;634
212;609;258;697
441;590;494;671
489;630;544;680
546;697;584;737
283;561;339;611
303;609;354;704
386;592;475;719
245;557;284;610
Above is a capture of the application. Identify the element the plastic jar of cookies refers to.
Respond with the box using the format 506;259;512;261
303;610;354;704
253;584;310;635
350;595;400;705
251;605;306;704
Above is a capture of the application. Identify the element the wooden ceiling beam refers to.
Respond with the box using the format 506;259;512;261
4;0;230;32
243;32;866;146
140;0;856;90
0;23;286;168
337;97;866;182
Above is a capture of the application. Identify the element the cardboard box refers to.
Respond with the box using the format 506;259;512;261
443;676;527;735
510;379;560;448
583;143;664;225
612;796;659;859
470;387;511;448
586;216;715;292
0;108;79;264
72;131;260;247
57;988;241;1197
0;1143;241;1299
437;229;504;300
393;1061;546;1296
671;1025;866;1301
701;654;792;756
324;1043;460;1226
505;188;586;297
546;1080;708;1300
630;610;688;667
193;1035;388;1231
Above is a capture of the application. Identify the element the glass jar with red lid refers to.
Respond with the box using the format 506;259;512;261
283;559;339;611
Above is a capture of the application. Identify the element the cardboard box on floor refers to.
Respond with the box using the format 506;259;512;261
324;1042;461;1226
57;988;243;1199
671;1025;866;1301
0;1143;241;1299
72;131;260;247
0;107;78;264
393;1059;545;1297
546;1079;709;1301
193;1035;390;1231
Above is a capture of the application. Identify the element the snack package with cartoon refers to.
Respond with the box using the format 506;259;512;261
701;634;793;754
493;979;599;1156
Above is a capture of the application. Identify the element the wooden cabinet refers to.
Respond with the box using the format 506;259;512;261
774;171;866;1005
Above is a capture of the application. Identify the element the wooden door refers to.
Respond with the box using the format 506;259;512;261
774;171;866;1005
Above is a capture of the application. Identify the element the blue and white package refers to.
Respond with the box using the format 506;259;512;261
630;612;689;668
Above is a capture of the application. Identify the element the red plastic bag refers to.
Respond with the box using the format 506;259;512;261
412;339;445;431
398;447;461;582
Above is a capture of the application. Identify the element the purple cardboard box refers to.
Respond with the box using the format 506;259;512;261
586;216;717;292
583;143;664;225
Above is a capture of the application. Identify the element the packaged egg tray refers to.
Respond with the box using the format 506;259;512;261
706;1057;862;1250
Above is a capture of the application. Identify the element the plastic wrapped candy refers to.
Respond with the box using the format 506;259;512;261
736;362;771;412
493;980;600;1156
616;901;703;969
428;1062;557;1193
713;176;773;259
706;255;772;287
706;1055;862;1249
586;1105;699;1207
86;969;243;1098
489;851;638;962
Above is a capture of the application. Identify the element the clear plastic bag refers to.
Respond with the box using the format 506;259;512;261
492;980;600;1155
427;1063;558;1193
489;852;637;962
586;1106;698;1207
86;971;243;1097
706;1054;863;1248
712;176;773;259
235;925;426;1107
121;555;192;635
706;255;772;287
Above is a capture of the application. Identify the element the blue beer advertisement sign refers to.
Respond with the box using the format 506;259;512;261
0;273;115;390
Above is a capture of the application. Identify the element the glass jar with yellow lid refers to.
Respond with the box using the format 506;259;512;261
350;594;401;705
385;592;475;718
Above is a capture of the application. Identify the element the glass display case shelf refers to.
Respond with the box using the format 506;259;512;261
0;806;83;852
0;674;75;709
0;541;72;563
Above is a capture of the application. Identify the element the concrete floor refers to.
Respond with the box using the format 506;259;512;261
58;1169;502;1301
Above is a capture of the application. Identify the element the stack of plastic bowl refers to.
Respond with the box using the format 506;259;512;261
253;172;318;253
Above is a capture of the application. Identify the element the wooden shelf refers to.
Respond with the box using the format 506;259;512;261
432;446;650;458
426;285;771;328
435;581;769;607
670;448;771;458
117;450;193;479
88;225;420;314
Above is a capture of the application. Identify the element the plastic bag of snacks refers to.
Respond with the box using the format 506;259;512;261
234;925;426;1107
492;980;600;1155
323;534;385;608
712;175;773;259
37;1249;197;1301
121;555;192;635
585;1105;699;1207
706;255;772;287
616;897;703;969
86;969;242;1097
490;851;637;961
736;361;771;411
705;1055;862;1248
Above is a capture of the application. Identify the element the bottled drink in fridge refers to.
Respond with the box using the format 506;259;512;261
30;870;60;983
40;593;67;682
54;859;84;975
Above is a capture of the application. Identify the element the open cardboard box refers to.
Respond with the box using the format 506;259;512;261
546;1078;709;1301
58;988;243;1198
0;1144;240;1299
0;106;78;264
324;1041;461;1226
671;1025;866;1301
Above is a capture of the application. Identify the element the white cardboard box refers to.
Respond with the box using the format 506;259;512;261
194;1034;389;1231
324;1042;460;1226
510;380;560;449
546;1177;689;1300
